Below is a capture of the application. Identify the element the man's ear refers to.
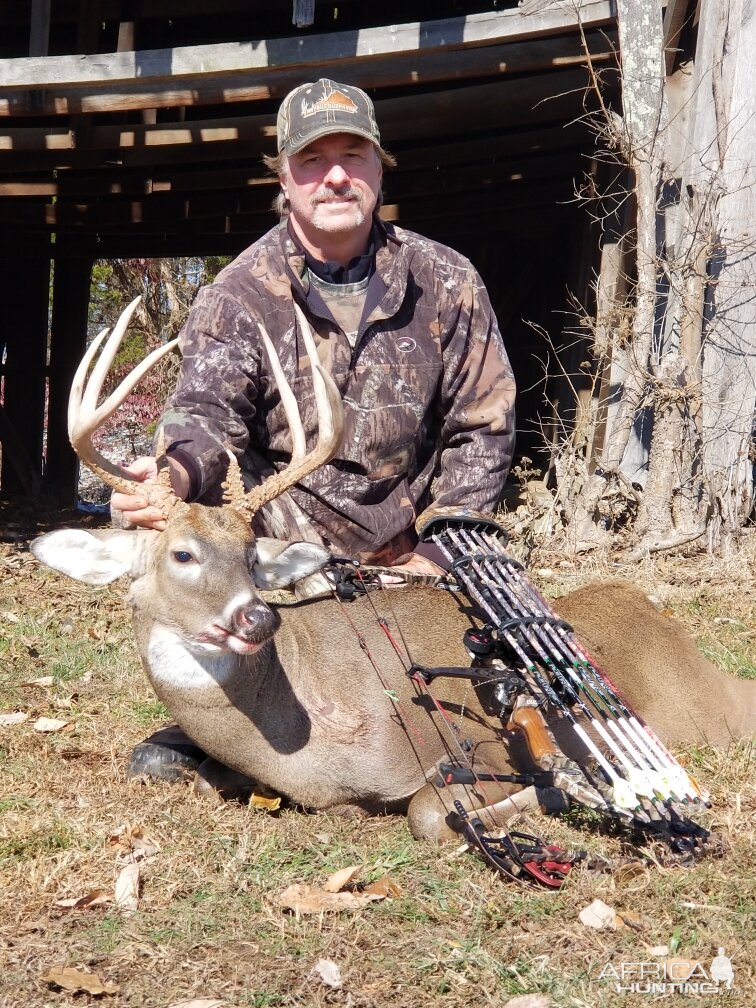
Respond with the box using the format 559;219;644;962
30;529;138;586
253;538;331;589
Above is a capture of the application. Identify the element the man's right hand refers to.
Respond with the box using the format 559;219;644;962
111;456;191;531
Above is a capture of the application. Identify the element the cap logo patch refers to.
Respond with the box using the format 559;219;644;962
397;337;416;353
301;88;359;119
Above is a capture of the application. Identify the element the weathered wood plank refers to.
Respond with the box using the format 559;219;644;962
0;29;617;117
692;0;756;522
0;3;615;91
0;71;591;161
28;0;52;56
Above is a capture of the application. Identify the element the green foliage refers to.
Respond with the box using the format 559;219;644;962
0;823;75;864
128;698;170;726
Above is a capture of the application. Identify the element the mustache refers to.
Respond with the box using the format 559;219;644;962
311;187;362;206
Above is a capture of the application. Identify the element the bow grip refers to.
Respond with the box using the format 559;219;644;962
507;706;560;763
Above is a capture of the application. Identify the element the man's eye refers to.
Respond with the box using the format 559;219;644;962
173;551;194;563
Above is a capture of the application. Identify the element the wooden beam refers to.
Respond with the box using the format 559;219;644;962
0;70;593;163
0;29;617;117
45;256;93;501
28;0;52;56
0;3;616;91
0;251;50;495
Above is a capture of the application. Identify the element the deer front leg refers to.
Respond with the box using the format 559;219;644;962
192;757;261;804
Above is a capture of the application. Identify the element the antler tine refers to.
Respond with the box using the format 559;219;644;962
68;296;182;515
241;307;344;518
221;449;248;510
257;320;307;464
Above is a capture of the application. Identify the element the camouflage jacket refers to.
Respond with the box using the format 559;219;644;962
159;218;516;563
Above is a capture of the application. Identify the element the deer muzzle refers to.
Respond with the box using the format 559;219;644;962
195;600;280;655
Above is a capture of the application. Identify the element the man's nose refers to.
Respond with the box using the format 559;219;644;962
323;161;349;187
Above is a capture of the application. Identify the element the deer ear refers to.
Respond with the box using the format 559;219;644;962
253;539;331;589
30;529;137;586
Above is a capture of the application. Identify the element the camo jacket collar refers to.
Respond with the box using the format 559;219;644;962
278;216;411;328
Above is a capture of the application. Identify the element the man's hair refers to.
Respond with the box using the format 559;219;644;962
262;145;397;218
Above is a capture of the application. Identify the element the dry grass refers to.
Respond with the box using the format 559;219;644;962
1;525;755;1008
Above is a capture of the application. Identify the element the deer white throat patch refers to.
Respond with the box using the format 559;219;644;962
147;625;238;692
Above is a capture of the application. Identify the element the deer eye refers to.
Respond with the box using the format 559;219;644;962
173;550;194;563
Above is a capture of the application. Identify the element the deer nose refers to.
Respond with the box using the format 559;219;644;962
233;602;279;640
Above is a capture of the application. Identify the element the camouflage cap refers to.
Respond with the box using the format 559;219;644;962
277;78;380;156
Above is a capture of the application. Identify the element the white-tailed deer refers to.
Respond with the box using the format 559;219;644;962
32;300;755;852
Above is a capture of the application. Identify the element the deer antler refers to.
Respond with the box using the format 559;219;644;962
69;296;186;520
240;303;344;518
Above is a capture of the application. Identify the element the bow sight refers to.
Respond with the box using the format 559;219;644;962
415;511;711;858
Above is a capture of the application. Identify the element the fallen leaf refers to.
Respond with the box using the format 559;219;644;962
108;822;160;863
32;717;70;733
276;883;383;916
310;958;343;989
0;711;29;727
616;909;646;931
114;863;140;915
613;860;649;882
250;793;281;812
55;889;111;911
17;635;39;656
503;997;551;1008
167;1000;226;1008
578;898;619;930
42;965;119;995
323;864;363;892
1;609;20;623
363;875;402;897
22;676;54;687
665;958;702;982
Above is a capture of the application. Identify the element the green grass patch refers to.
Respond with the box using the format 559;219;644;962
0;822;75;864
128;698;170;725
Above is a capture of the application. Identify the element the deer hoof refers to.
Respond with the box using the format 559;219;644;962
193;757;258;804
126;724;206;783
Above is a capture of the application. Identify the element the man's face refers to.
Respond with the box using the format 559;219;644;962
280;133;382;241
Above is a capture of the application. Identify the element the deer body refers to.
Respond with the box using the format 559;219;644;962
554;583;754;746
33;506;755;840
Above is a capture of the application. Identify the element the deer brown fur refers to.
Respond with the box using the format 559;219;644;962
32;507;755;844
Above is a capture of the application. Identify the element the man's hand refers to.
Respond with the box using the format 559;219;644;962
110;456;191;531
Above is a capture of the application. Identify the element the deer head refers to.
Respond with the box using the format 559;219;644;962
32;296;345;656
